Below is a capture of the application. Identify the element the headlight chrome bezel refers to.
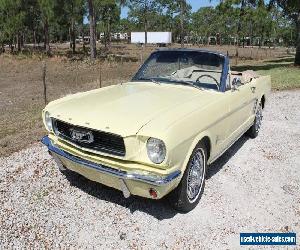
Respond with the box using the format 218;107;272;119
146;137;166;164
45;111;53;131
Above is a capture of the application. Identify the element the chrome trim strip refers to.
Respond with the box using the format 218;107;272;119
41;136;181;186
203;97;256;132
208;122;252;164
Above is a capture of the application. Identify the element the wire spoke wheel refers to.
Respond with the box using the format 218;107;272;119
168;142;207;212
187;149;205;203
255;105;263;133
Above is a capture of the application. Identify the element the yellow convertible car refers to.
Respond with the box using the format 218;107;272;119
42;49;271;212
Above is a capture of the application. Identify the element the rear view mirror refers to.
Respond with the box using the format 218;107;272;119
232;77;242;90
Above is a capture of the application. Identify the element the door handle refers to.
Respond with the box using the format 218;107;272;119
251;87;256;93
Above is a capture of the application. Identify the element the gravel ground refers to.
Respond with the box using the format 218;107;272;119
1;90;299;249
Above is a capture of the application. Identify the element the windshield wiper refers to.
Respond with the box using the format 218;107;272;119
175;80;204;91
137;77;203;90
136;77;161;85
151;77;203;91
149;78;161;85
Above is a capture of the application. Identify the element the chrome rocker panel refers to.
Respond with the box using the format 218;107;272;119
41;136;181;187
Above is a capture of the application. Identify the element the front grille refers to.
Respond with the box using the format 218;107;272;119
53;119;126;157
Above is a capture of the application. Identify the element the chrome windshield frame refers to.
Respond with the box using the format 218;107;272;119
132;48;230;93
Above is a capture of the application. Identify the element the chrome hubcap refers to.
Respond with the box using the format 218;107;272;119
255;105;263;133
187;149;205;202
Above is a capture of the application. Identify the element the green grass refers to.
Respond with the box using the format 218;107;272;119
232;57;300;90
257;66;300;90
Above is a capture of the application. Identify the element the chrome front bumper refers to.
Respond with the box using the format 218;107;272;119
41;136;181;187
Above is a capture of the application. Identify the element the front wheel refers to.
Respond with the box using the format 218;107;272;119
168;141;207;212
247;102;263;138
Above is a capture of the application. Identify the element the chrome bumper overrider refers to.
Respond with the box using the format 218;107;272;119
41;136;181;186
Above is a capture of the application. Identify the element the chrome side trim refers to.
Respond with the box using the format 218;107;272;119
202;97;256;133
208;122;252;164
41;136;181;186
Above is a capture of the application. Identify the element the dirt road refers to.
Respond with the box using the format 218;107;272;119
1;90;299;249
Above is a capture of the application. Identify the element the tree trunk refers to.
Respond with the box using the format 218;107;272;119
17;33;21;52
0;43;4;54
236;0;246;61
21;33;24;49
44;19;50;54
69;27;72;49
104;30;107;48
82;29;86;53
108;14;112;48
33;29;37;48
144;19;148;46
10;40;14;53
294;12;300;66
144;2;148;46
71;19;76;54
180;0;185;48
87;0;96;60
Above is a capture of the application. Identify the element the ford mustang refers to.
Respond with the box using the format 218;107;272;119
42;49;271;212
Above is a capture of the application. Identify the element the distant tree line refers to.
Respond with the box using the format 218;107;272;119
0;0;299;65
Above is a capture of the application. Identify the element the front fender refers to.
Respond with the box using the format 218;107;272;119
167;130;214;175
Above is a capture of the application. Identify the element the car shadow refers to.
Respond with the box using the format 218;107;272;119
62;135;249;220
264;57;294;63
63;170;177;220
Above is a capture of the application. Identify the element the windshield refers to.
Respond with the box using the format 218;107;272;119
133;50;225;91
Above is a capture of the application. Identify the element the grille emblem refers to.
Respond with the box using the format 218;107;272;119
70;128;94;144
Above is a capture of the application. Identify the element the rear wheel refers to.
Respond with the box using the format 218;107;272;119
168;141;207;212
247;102;263;138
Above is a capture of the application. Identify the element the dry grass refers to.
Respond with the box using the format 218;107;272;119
0;43;298;157
0;52;139;156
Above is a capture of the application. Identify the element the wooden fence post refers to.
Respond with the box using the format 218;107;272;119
42;61;47;105
76;61;79;86
140;45;144;65
99;60;102;88
235;47;239;65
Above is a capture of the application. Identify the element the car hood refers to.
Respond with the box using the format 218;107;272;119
46;82;213;137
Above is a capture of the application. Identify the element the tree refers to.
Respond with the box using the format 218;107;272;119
87;0;97;59
0;0;26;52
270;0;300;65
23;0;41;48
158;0;191;45
96;0;120;48
221;0;258;59
192;7;219;45
38;0;54;54
127;0;159;45
65;0;85;53
215;3;239;45
179;0;188;47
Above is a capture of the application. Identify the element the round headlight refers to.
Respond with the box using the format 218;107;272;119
45;111;53;131
146;138;166;164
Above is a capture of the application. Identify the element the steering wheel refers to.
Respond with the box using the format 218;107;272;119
196;74;219;89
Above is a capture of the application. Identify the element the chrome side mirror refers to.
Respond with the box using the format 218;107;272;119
232;77;242;90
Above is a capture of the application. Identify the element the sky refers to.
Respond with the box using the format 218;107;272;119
120;0;218;18
84;1;217;23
